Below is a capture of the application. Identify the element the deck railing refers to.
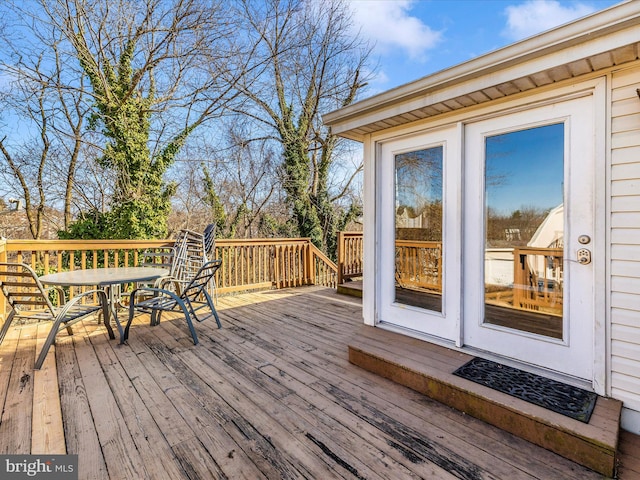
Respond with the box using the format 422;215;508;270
337;231;364;284
0;237;337;319
395;240;443;292
512;246;563;315
335;233;443;292
333;233;563;315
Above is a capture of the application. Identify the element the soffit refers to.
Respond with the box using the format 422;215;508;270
324;2;640;141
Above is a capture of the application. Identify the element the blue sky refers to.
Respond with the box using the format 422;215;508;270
485;123;564;215
348;0;621;96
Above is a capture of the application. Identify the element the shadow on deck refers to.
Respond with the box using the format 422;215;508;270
0;286;638;479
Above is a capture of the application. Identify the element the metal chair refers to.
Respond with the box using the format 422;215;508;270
171;228;207;284
156;225;217;296
203;223;216;259
124;259;222;345
0;262;111;369
139;247;176;271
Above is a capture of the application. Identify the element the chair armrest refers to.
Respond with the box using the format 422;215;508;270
153;275;187;295
44;286;66;306
128;286;183;306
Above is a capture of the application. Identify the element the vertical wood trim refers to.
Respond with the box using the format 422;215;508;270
364;134;376;326
337;231;345;285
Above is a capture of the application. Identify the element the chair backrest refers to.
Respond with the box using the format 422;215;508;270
180;260;222;302
171;228;207;282
139;247;176;270
203;223;216;260
0;262;57;318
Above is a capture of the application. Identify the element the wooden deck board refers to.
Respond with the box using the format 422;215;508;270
0;321;22;451
71;327;150;479
205;292;602;480
1;286;638;479
128;330;270;479
31;322;65;454
0;324;36;454
618;430;640;478
191;316;452;479
88;324;189;479
138;318;316;478
56;327;109;480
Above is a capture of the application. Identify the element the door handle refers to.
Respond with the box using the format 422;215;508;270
577;248;591;265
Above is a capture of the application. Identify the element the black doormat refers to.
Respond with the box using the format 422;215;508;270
453;357;597;423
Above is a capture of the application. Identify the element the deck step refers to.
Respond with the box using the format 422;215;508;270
348;325;622;477
337;280;363;298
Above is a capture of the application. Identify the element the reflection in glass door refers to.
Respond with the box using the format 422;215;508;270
394;147;443;313
484;123;564;338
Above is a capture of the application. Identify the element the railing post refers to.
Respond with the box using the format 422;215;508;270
337;231;345;286
513;248;523;309
274;244;281;289
306;241;316;285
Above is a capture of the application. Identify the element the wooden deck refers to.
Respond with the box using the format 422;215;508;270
1;286;638;479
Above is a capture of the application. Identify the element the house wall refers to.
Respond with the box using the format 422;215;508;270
610;63;640;434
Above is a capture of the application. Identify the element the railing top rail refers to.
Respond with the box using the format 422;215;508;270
5;239;174;251
215;238;314;246
4;237;318;251
395;240;442;247
309;244;337;272
513;247;563;255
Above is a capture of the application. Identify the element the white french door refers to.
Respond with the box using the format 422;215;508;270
463;95;596;381
375;93;599;383
378;126;460;342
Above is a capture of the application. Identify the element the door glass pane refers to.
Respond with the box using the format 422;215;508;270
395;147;443;312
484;124;564;338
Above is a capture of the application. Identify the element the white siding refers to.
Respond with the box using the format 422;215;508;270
610;64;640;419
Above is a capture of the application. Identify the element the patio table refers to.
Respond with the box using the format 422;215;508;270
39;267;169;342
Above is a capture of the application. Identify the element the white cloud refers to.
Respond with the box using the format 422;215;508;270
503;0;596;41
349;0;442;60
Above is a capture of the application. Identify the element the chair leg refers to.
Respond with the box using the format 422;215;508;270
0;310;16;345
179;299;199;345
35;316;66;370
203;291;222;328
150;309;162;326
122;306;136;344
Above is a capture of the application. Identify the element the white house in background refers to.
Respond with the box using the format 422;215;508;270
324;1;640;434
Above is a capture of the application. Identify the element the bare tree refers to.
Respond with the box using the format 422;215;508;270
228;0;371;255
0;7;91;237
169;120;281;239
0;0;245;239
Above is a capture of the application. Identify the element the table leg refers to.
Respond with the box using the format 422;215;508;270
105;285;125;341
